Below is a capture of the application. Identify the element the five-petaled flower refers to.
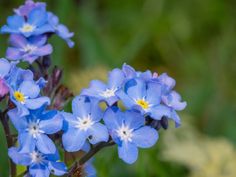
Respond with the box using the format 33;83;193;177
81;69;125;106
6;34;53;64
8;147;67;176
104;107;158;164
62;96;109;152
1;7;54;37
8;106;63;154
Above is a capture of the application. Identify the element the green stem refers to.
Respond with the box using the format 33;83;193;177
0;110;16;177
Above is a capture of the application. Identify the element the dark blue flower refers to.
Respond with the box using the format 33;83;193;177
62;96;109;152
8;147;67;177
104;107;158;164
1;7;54;37
6;34;53;64
81;69;125;106
8;106;63;154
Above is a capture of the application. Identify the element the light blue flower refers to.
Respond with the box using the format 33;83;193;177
104;107;158;164
7;66;49;116
8;147;67;177
81;69;125;106
62;96;109;152
8;106;63;154
1;7;54;37
116;78;171;120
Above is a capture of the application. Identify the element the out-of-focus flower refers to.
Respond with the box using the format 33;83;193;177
104;107;158;164
6;34;52;64
8;106;63;154
47;12;74;48
81;69;125;106
0;58;12;97
62;96;109;152
84;159;96;177
14;0;46;17
161;117;236;177
1;7;54;37
8;147;67;176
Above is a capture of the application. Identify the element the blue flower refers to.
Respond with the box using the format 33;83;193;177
161;91;187;127
8;147;67;177
81;69;125;106
104;107;158;164
47;12;74;48
8;106;63;154
122;63;156;81
7;67;50;116
0;58;12;97
6;34;53;64
117;78;171;120
14;0;46;17
1;7;54;37
157;73;176;94
62;96;109;152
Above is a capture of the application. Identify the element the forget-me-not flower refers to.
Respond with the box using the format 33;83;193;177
62;96;109;152
8;147;67;177
6;34;53;64
117;78;171;120
81;69;125;106
1;7;54;37
8;106;63;154
104;107;158;164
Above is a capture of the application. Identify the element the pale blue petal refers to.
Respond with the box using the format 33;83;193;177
39;113;63;134
25;96;50;110
124;111;145;129
8;147;31;166
118;142;138;164
48;162;67;176
88;123;109;144
150;105;171;120
18;132;35;153
132;126;158;148
0;59;11;77
8;108;28;131
36;134;56;154
28;8;47;26
19;81;40;98
108;68;125;88
62;128;87;152
146;81;161;105
125;78;146;100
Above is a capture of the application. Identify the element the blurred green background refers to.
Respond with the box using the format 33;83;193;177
0;0;236;176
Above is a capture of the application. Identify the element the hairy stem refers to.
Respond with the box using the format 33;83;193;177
0;110;16;177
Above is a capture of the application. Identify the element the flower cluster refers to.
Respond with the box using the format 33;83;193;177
0;1;186;177
1;0;74;64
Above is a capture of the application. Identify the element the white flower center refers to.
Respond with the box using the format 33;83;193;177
22;44;37;54
26;120;44;138
75;115;94;131
19;23;36;33
100;88;117;98
30;151;43;164
116;124;133;142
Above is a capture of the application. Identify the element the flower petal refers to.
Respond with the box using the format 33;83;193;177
39;113;63;134
36;134;56;154
19;80;40;98
108;68;125;88
62;128;87;152
88;123;109;144
8;147;31;166
28;8;47;26
18;132;36;153
0;58;11;77
25;96;50;110
150;105;171;120
118;142;138;164
9;34;27;48
132;126;158;148
48;162;67;176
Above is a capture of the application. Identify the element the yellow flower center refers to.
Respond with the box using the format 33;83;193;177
14;91;25;103
20;24;35;33
136;99;149;110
